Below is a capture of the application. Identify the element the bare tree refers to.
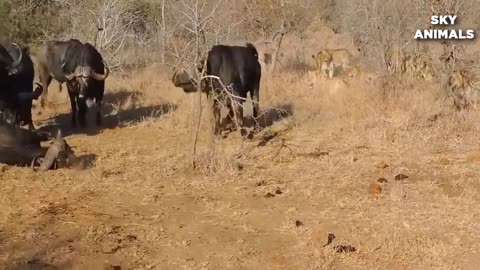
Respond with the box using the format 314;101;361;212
94;0;138;66
171;0;224;168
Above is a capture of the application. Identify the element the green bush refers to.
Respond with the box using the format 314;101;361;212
0;0;69;45
0;1;12;43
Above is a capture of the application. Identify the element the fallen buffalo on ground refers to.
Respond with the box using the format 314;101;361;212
0;121;76;171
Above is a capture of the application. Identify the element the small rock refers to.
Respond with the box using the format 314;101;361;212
264;192;275;198
317;151;329;156
274;188;283;195
368;181;382;197
307;149;329;158
236;163;244;170
263;130;277;141
333;245;356;253
395;174;409;181
256;180;267;186
257;130;278;146
295;220;304;227
376;177;388;183
376;161;389;169
104;265;121;270
125;234;137;241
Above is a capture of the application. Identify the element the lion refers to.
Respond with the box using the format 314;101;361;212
448;69;480;110
400;53;435;81
312;49;334;78
345;64;361;78
384;45;401;73
312;48;353;78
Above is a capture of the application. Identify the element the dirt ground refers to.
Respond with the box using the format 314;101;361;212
2;65;480;270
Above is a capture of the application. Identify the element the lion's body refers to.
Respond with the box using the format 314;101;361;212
345;64;361;78
449;70;480;110
312;48;353;78
400;53;435;81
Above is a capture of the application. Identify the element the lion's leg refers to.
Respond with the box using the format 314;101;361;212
328;62;334;78
321;63;328;78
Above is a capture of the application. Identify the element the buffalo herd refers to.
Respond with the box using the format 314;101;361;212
1;38;262;171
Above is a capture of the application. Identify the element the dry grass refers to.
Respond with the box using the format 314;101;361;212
1;51;480;270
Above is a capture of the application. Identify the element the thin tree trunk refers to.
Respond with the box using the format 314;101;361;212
270;21;286;73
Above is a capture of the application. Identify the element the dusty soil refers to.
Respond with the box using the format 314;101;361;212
1;69;480;270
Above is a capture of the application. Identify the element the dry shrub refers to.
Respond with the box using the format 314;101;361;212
260;64;451;133
328;0;480;75
193;150;241;176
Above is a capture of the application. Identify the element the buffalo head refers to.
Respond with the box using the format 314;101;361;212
5;43;23;76
63;63;110;98
171;68;199;93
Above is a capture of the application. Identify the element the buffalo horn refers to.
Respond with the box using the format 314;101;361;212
64;66;81;81
33;83;43;99
91;63;110;81
37;130;64;172
10;43;23;67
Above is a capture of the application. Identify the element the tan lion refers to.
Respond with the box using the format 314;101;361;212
312;49;334;78
312;48;353;78
400;53;435;81
448;69;480;110
345;64;361;78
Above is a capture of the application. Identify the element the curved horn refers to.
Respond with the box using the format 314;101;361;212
91;63;110;81
11;43;23;67
64;72;75;81
63;64;79;81
38;143;61;171
33;83;43;99
37;131;65;172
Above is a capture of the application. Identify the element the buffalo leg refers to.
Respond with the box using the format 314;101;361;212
208;93;220;135
232;99;246;137
213;102;222;135
66;83;78;128
95;98;102;126
77;98;87;128
250;84;260;130
40;75;53;107
68;91;77;128
17;92;34;130
250;88;260;119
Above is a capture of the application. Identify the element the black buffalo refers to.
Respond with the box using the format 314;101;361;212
0;43;42;129
0;120;76;171
33;39;109;128
172;43;261;137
